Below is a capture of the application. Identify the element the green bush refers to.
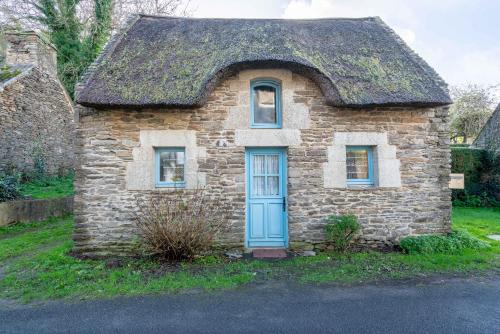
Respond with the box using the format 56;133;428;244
324;214;361;252
0;174;23;202
452;191;499;207
451;147;499;207
399;230;490;254
451;147;485;184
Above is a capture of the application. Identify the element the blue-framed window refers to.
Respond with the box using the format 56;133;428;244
346;146;374;186
155;147;186;188
250;79;282;128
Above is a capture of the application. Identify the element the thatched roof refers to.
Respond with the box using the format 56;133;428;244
76;15;452;108
472;103;500;151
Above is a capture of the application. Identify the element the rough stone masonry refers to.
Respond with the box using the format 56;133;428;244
74;69;451;257
0;31;74;176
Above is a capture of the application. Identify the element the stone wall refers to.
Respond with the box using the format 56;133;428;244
74;69;451;257
0;66;75;175
4;31;57;77
0;196;73;226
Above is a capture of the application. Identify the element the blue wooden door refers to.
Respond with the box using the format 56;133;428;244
246;148;287;248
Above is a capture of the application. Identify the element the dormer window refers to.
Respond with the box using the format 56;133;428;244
250;79;282;128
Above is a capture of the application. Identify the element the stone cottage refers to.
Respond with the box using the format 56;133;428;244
74;15;452;257
0;31;74;176
472;103;500;152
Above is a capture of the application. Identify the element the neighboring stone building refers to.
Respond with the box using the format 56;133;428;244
472;103;500;152
0;31;74;176
74;16;453;257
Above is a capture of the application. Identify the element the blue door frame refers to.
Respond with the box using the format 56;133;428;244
245;147;288;248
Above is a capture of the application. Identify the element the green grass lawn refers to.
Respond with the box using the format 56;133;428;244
453;207;500;252
0;208;498;302
19;174;74;200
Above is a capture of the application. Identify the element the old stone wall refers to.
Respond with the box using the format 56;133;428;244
0;66;75;175
0;196;73;226
4;31;57;77
74;69;451;257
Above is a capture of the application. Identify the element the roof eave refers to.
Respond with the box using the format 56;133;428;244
77;99;453;110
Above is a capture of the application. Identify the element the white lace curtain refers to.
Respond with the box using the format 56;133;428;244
252;154;279;196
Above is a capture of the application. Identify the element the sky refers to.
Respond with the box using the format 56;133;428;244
189;0;500;99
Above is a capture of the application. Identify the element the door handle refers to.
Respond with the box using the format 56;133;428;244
283;196;287;212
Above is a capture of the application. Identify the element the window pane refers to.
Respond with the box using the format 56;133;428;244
252;176;265;196
267;155;279;174
253;155;265;174
253;85;276;124
346;149;369;180
267;176;279;195
159;149;185;183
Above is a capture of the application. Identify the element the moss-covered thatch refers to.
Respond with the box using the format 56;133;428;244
472;103;500;151
76;15;451;108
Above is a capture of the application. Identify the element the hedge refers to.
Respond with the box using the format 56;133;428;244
451;148;485;185
451;147;499;206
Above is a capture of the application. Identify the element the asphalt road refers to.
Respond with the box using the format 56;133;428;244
1;277;499;334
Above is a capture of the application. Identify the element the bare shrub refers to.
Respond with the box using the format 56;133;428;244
133;188;228;261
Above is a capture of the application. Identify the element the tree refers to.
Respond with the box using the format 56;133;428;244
35;0;86;98
83;0;113;61
112;0;191;29
0;0;191;98
0;0;191;35
0;0;113;98
449;84;495;143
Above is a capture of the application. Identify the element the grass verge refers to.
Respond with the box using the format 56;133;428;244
0;216;73;261
0;208;498;302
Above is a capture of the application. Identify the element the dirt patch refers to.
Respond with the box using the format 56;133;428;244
142;261;183;278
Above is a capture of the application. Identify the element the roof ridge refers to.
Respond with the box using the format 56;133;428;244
75;14;141;102
137;14;379;21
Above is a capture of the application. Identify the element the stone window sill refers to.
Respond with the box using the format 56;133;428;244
346;185;377;190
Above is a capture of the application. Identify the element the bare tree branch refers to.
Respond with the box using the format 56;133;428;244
112;0;192;29
0;0;192;33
